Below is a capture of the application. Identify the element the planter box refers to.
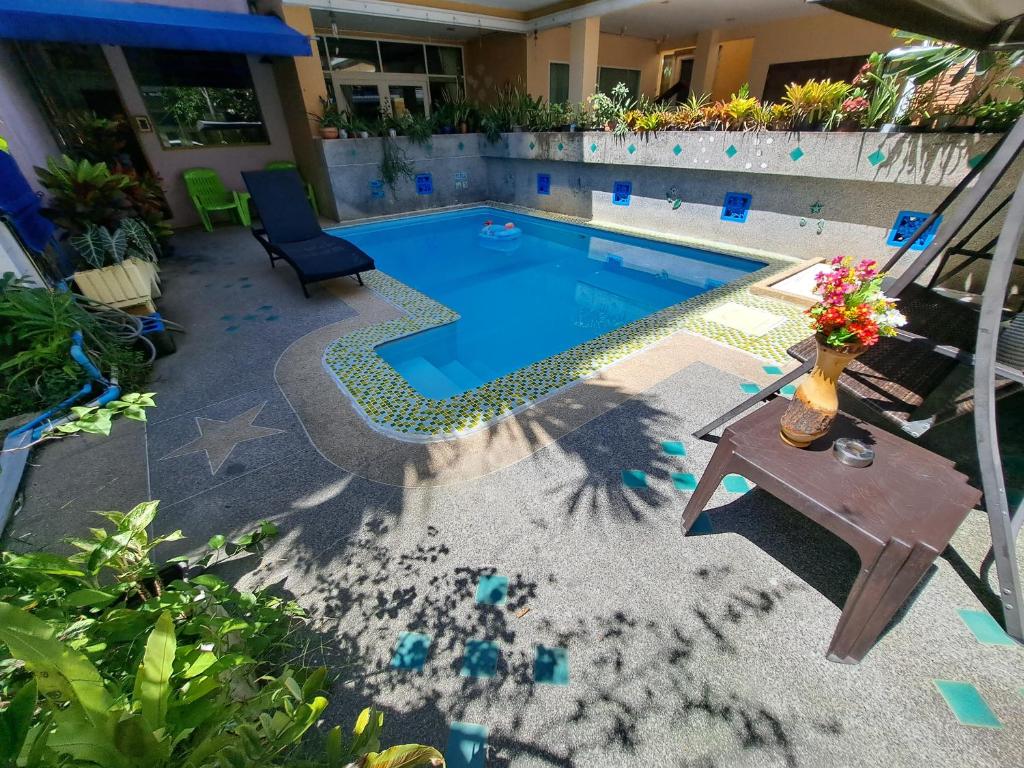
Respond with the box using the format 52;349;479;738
74;258;154;309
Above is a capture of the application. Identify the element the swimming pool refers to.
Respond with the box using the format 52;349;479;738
335;207;765;400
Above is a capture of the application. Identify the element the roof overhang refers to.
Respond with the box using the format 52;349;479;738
809;0;1024;50
0;0;312;57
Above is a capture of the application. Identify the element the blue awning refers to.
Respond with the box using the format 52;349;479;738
0;0;311;57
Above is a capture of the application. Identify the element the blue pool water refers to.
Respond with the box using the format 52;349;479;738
334;208;764;400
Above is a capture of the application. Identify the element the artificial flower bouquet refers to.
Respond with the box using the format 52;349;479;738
807;256;907;348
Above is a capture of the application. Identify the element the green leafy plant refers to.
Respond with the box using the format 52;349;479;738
379;134;415;196
0;273;150;420
310;97;350;131
69;217;158;270
783;79;851;129
36;156;171;245
0;503;445;768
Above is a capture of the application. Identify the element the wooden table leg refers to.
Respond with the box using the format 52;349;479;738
827;539;934;663
681;437;735;535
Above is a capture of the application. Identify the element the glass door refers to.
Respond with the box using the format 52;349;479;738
333;72;430;121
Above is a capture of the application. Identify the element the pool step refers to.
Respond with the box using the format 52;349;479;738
398;356;485;399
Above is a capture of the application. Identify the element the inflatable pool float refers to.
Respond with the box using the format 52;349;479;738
479;220;521;240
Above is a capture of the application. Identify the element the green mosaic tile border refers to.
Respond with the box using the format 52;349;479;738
323;204;810;441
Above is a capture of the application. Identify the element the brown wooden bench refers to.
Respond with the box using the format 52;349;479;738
681;397;982;663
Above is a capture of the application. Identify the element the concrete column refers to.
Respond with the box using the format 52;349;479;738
568;17;600;102
690;28;720;97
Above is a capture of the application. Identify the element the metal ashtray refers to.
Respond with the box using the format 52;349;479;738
833;438;874;468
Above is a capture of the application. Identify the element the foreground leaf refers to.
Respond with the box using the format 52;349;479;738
363;744;446;768
134;610;176;730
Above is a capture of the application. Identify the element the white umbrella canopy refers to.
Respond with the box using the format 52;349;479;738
809;0;1024;50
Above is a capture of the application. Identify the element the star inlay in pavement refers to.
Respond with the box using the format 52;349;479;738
161;402;285;474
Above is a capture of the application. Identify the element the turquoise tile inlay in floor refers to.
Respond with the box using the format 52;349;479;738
672;472;697;491
662;441;686;456
723;474;750;493
958;609;1015;645
868;148;886;166
933;680;1002;729
622;470;648;489
781;384;797;396
740;382;761;394
476;574;509;606
461;639;500;678
390;631;431;670
445;722;488;768
687;511;714;535
534;645;570;685
763;365;783;375
789;147;805;161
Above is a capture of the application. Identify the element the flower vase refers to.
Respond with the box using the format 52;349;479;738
779;334;864;448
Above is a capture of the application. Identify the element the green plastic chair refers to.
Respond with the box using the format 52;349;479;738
265;161;318;216
183;168;252;232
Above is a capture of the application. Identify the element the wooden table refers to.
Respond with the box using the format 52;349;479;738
682;398;982;663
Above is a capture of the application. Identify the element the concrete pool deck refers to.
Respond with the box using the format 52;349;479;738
7;224;1024;768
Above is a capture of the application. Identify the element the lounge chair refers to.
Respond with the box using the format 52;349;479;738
241;169;374;298
183;168;251;232
265;161;318;216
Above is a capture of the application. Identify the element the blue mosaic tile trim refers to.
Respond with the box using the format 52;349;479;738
323;204;805;440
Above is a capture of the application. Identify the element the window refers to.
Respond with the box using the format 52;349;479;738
549;62;569;104
598;67;641;99
315;35;465;119
124;48;267;148
323;37;380;73
380;42;426;74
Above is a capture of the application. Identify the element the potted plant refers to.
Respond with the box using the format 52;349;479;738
310;98;348;139
783;79;851;130
779;256;906;447
70;217;161;308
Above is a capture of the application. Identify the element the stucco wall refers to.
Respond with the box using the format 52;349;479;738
526;27;661;100
318;134;487;219
711;38;755;101
465;32;529;104
102;46;296;228
718;14;895;99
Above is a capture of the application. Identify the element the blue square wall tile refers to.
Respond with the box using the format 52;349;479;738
662;441;686;456
390;631;431;670
622;470;647;489
933;681;1002;729
740;383;761;394
763;365;783;375
722;474;750;493
476;574;509;606
781;385;797;396
445;722;488;768
612;181;632;206
460;639;500;678
534;646;570;685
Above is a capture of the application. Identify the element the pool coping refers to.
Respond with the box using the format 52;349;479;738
322;203;810;442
